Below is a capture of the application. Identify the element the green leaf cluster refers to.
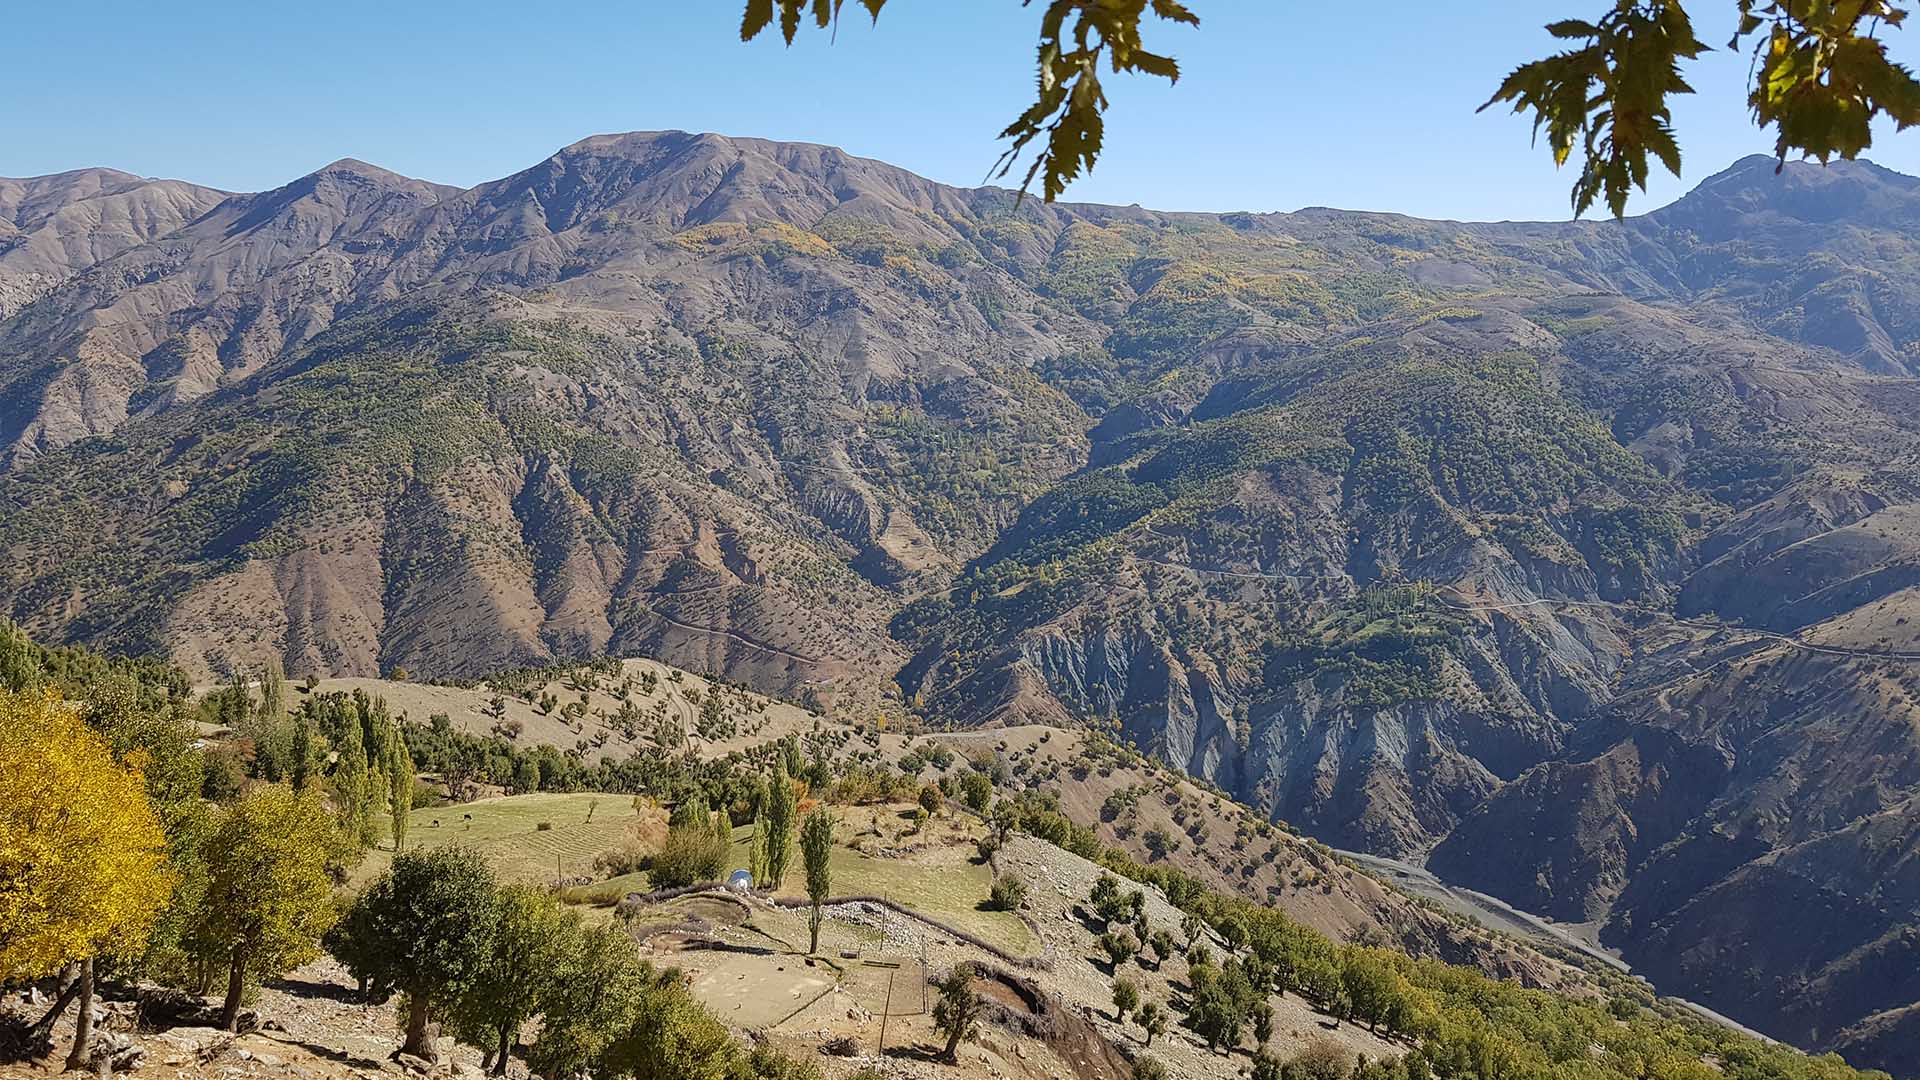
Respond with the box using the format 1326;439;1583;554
738;0;1198;202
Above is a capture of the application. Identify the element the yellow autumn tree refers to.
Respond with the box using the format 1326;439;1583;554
0;689;174;1066
194;783;338;1031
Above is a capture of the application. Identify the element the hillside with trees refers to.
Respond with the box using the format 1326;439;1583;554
5;136;1920;1068
0;620;1907;1080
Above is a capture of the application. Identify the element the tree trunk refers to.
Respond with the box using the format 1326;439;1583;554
493;1025;511;1076
63;957;95;1072
29;964;82;1041
943;1024;962;1063
219;950;247;1031
808;905;822;955
399;995;436;1062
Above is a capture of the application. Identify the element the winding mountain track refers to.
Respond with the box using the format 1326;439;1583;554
640;610;823;665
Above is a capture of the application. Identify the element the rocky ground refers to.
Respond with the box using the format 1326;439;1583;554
1;959;489;1080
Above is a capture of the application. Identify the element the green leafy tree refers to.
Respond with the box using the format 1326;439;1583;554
761;761;797;889
1090;872;1120;923
513;757;539;795
932;962;984;1064
989;799;1019;843
651;805;731;889
449;884;578;1074
195;784;338;1030
331;711;373;847
333;846;500;1061
1487;1;1920;215
1138;999;1167;1046
800;808;835;954
1189;959;1258;1053
959;770;993;813
1219;913;1248;952
288;709;314;791
1111;976;1139;1022
747;781;769;886
527;926;652;1079
1340;948;1406;1034
0;619;43;690
322;895;378;1000
387;729;414;851
741;0;1198;202
602;967;745;1080
1147;928;1177;969
1181;913;1205;948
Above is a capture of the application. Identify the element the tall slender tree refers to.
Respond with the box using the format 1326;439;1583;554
332;706;377;848
760;760;796;890
746;779;769;887
800;808;835;955
289;707;314;791
387;728;414;852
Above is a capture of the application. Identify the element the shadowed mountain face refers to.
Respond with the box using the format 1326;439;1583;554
5;134;1920;1067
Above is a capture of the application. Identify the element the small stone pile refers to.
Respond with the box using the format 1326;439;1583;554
817;901;920;952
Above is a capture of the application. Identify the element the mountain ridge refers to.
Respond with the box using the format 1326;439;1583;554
4;132;1920;1071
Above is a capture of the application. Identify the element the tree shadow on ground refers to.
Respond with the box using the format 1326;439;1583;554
883;1043;950;1063
264;977;360;1005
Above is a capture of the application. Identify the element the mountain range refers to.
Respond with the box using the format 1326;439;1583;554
5;132;1920;1071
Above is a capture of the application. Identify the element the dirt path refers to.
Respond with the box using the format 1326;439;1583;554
639;610;824;664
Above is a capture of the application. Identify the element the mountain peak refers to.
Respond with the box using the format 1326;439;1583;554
1654;153;1920;235
313;156;410;181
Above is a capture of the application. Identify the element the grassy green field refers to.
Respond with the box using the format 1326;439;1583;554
352;794;1032;954
744;811;1033;953
352;792;647;886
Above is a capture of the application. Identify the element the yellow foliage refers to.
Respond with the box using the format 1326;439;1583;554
670;221;833;260
0;689;174;980
196;783;337;977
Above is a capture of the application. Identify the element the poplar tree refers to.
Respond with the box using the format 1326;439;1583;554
387;728;414;852
761;760;798;890
800;808;834;954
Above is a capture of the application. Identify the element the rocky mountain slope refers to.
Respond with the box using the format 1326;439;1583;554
4;135;1920;1068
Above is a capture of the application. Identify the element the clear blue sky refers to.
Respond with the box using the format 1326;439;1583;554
5;0;1918;221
